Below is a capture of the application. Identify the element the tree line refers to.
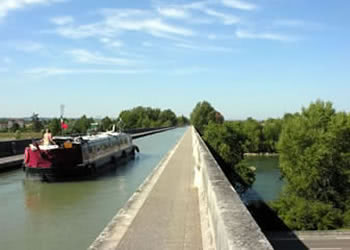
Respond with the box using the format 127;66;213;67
0;107;189;138
191;109;285;154
190;101;256;190
36;107;189;136
272;100;350;230
191;100;350;230
118;106;189;129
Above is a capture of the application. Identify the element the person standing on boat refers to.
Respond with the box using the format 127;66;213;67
42;129;55;146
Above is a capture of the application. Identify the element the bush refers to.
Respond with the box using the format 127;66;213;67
203;122;255;187
190;101;223;134
274;100;350;230
15;130;21;140
272;192;343;230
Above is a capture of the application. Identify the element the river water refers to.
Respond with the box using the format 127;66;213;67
0;127;186;250
243;156;284;203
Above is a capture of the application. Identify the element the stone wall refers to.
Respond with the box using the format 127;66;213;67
192;127;273;250
0;139;35;157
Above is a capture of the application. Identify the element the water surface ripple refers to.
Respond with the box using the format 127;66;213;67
0;127;186;250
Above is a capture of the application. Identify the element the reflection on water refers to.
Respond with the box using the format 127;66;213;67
0;127;186;250
242;156;284;204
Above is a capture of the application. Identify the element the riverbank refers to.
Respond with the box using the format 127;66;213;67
0;132;41;141
244;152;279;157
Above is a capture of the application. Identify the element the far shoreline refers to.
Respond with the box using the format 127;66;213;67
244;153;279;157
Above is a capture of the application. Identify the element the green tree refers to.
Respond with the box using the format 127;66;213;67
48;118;61;136
118;106;179;129
72;115;94;134
177;115;189;126
31;113;43;132
190;101;221;133
273;100;350;230
10;122;20;133
159;109;177;126
100;116;113;131
203;122;255;187
241;118;263;153
141;116;151;128
262;118;282;152
272;192;343;230
119;110;138;129
146;108;161;122
15;130;21;139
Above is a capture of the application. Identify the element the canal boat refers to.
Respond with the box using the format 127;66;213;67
23;130;139;181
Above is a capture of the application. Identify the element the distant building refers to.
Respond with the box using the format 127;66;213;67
0;123;7;130
7;119;25;129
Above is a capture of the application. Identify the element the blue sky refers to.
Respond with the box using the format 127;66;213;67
0;0;349;119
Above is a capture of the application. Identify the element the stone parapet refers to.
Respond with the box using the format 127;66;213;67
192;127;273;250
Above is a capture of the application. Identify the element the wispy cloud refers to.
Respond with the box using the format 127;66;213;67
53;9;194;41
203;8;240;25
100;38;123;47
183;1;211;11
221;0;257;11
207;34;234;40
66;49;135;66
25;67;150;76
0;0;65;19
174;2;240;25
235;29;298;42
54;23;113;39
51;16;74;25
273;19;323;30
104;13;195;37
175;43;234;52
146;30;190;42
157;7;189;19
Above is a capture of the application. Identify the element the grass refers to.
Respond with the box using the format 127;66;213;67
0;132;42;140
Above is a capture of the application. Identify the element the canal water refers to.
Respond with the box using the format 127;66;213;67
0;127;186;250
243;156;284;203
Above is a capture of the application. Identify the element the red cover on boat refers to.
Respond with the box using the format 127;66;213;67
26;148;52;168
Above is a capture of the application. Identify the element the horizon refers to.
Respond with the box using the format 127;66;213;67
0;99;348;121
1;0;349;119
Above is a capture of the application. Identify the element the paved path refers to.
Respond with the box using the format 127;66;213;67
116;128;202;250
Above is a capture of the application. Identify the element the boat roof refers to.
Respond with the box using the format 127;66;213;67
53;131;129;143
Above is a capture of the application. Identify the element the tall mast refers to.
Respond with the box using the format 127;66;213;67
60;104;65;135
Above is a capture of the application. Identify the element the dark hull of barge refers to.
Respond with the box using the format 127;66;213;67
24;144;138;182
